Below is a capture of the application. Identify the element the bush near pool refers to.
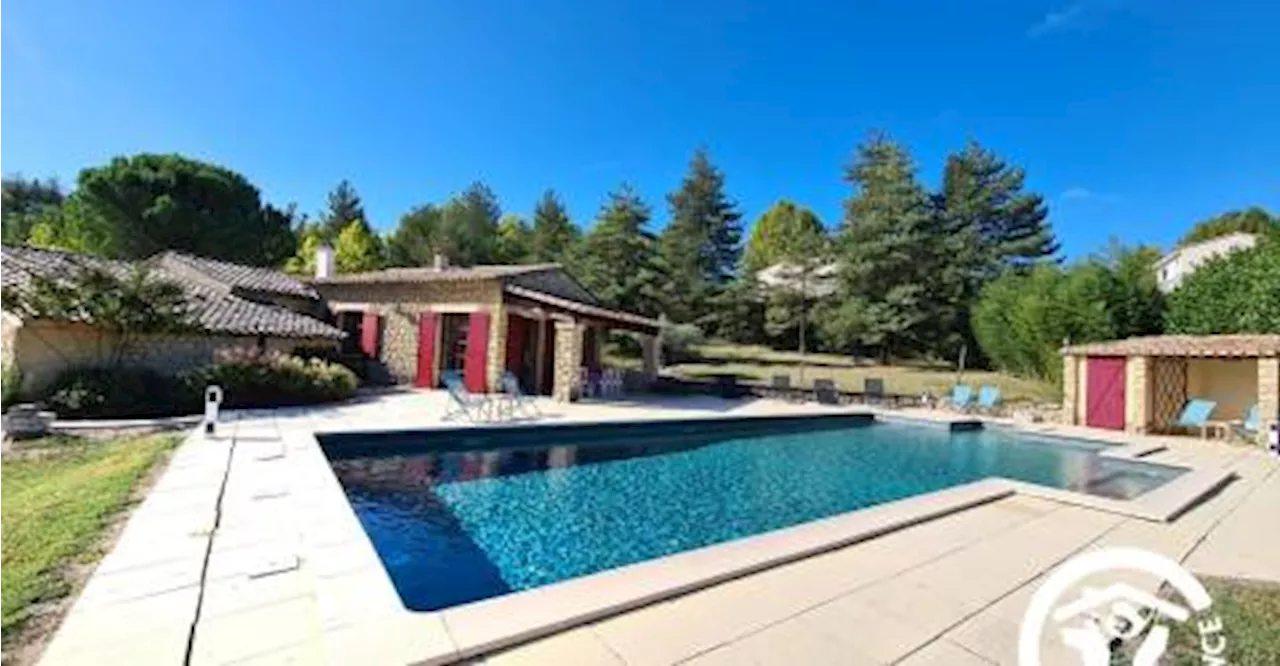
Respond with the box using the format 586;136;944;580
39;351;359;419
186;348;358;409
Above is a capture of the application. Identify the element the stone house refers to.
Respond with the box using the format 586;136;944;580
1;245;345;394
1061;335;1279;444
310;252;662;402
1154;232;1257;293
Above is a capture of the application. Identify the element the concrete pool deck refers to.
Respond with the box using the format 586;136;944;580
36;391;1280;666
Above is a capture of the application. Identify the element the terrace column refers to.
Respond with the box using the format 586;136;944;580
552;320;584;402
640;333;660;386
1259;357;1279;446
1062;355;1079;425
1125;356;1149;434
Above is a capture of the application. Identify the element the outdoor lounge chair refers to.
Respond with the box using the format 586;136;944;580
813;379;841;406
443;373;499;422
1170;399;1217;438
864;378;885;405
947;385;975;411
502;371;541;418
769;374;794;400
976;385;1002;413
1232;404;1260;441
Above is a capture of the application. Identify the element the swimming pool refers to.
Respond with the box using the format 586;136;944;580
320;415;1185;612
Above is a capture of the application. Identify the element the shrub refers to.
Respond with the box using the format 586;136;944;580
184;349;357;409
661;323;705;364
2;364;22;412
1166;239;1280;334
43;367;199;419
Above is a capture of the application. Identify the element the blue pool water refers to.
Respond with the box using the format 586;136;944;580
321;416;1185;612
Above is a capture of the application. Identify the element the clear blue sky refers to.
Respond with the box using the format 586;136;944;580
3;0;1277;259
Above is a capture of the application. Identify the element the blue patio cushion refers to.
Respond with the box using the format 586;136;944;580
1175;399;1217;427
951;384;974;406
1241;404;1260;432
978;385;1002;408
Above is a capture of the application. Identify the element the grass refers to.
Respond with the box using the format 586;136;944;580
1;434;179;644
1156;577;1280;665
662;343;1058;403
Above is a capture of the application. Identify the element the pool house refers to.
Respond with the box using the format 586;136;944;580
1061;334;1280;442
309;253;662;402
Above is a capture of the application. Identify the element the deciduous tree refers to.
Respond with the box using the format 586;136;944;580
333;219;385;273
2;175;65;244
1166;239;1280;334
1178;207;1279;246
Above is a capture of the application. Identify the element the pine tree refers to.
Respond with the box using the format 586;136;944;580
659;149;743;324
437;182;501;266
320;180;367;240
571;185;667;317
823;133;942;360
385;204;441;267
935;141;1059;358
529;190;579;263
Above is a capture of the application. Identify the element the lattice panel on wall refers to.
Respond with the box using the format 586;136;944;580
1150;357;1188;431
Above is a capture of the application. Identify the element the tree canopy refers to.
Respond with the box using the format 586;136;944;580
2;175;65;244
529;190;578;263
319;180;367;240
658;149;743;324
571;185;667;318
28;154;297;266
742;200;827;274
1166;238;1280;334
1178;207;1279;247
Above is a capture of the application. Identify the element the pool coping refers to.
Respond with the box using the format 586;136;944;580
295;412;1237;664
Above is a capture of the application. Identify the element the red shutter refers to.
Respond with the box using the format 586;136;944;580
464;311;491;393
360;312;381;358
505;316;526;374
415;312;438;388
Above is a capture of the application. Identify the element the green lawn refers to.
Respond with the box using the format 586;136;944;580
662;343;1058;403
1;434;178;643
1158;578;1280;665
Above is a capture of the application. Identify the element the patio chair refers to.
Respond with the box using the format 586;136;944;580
578;367;599;399
947;385;975;411
1232;404;1260;441
1169;399;1217;438
600;368;625;398
501;371;541;418
864;377;885;405
976;385;1002;413
768;374;793;400
813;379;841;406
443;373;499;422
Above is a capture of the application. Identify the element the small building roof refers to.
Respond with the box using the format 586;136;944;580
1061;334;1280;358
310;263;562;285
157;251;319;299
504;285;662;333
2;245;344;340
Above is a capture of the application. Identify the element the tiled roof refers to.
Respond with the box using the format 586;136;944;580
504;284;662;332
2;245;343;339
311;263;562;285
1061;335;1280;358
157;251;319;298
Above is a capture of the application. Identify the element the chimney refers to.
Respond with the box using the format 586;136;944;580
315;244;335;280
432;253;449;271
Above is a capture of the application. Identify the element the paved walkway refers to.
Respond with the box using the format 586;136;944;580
35;391;1280;666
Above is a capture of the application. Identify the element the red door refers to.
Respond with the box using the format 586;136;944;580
464;311;491;393
1086;357;1126;430
415;313;438;388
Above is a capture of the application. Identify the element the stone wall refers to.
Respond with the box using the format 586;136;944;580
1124;356;1149;433
6;319;334;395
315;280;507;390
552;321;583;402
1061;355;1078;425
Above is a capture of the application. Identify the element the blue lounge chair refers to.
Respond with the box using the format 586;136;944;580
502;371;540;418
977;385;1002;413
1171;399;1217;437
948;384;975;411
443;373;497;422
1233;404;1260;441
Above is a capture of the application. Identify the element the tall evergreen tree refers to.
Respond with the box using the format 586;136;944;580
934;141;1058;359
385;204;442;267
320;180;367;240
571;185;667;317
436;182;501;266
529;190;578;263
659;149;743;324
822;133;942;360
